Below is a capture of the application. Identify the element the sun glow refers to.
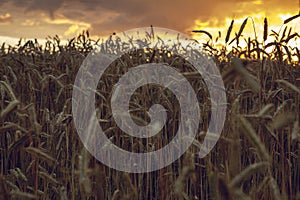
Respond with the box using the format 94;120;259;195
190;11;300;62
191;12;300;43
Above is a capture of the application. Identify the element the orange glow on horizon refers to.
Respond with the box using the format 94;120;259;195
191;12;299;43
189;11;300;62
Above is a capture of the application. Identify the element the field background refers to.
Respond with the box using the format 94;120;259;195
0;17;300;200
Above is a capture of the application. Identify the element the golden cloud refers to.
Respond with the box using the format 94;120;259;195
21;19;41;26
43;17;91;36
0;13;12;24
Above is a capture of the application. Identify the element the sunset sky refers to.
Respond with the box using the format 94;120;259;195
0;0;299;45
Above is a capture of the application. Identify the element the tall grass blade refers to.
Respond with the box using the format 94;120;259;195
225;20;234;44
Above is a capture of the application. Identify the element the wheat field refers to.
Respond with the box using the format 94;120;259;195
0;17;300;199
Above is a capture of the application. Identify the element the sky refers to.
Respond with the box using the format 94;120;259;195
0;0;299;45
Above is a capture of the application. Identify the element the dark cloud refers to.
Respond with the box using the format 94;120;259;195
11;0;32;8
0;0;7;6
84;0;246;35
25;0;64;17
0;0;63;17
61;10;85;20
